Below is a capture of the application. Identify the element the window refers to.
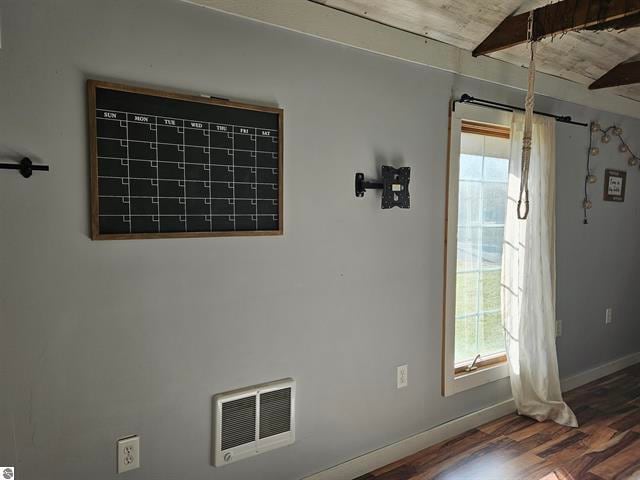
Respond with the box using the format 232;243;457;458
454;123;509;369
443;105;512;396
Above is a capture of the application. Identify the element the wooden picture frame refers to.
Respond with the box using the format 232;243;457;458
603;169;626;202
88;79;283;240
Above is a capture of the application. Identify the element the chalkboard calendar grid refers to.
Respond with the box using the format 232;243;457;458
88;80;283;239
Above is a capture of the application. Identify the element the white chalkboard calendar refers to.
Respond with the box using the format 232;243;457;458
88;80;283;239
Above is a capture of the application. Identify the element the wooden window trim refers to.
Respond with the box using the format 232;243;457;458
452;119;510;379
454;353;508;376
461;120;510;139
443;103;513;397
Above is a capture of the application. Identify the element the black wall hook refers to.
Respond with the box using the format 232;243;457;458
355;166;410;209
0;157;50;178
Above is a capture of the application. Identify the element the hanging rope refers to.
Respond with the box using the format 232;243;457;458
517;10;537;220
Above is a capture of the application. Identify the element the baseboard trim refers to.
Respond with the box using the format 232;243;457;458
303;399;516;480
304;351;640;480
560;351;640;393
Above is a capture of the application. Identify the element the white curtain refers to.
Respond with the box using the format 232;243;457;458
502;113;578;427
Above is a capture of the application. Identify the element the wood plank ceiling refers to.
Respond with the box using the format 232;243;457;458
311;0;640;102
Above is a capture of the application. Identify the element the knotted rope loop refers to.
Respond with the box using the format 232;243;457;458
517;10;536;220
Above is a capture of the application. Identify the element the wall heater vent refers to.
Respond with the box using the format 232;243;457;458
214;378;295;466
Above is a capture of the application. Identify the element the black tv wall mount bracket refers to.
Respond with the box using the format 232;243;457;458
355;166;410;209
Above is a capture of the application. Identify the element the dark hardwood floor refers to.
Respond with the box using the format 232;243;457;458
357;363;640;480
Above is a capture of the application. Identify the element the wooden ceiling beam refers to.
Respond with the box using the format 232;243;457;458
472;0;640;57
583;11;640;30
589;59;640;89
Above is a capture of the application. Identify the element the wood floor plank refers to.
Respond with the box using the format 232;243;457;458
564;431;640;478
478;413;537;436
494;454;565;480
535;430;589;458
578;424;619;451
428;437;525;479
367;465;418;480
609;409;640;432
476;412;518;434
411;437;521;479
370;449;430;476
532;424;615;463
535;467;575;480
367;428;494;477
507;420;556;442
575;405;606;427
406;429;495;472
514;423;574;452
604;408;640;431
499;451;550;478
570;473;605;480
589;435;640;479
358;364;640;480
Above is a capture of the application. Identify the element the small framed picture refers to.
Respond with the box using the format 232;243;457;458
603;169;626;202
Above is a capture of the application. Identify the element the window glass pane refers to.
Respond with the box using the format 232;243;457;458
482;182;508;224
479;312;504;357
481;227;504;268
455;315;478;364
483;156;509;182
458;181;481;226
460;132;484;156
457;227;479;271
481;270;501;311
460;154;482;180
484;136;510;159
453;125;509;367
455;272;478;317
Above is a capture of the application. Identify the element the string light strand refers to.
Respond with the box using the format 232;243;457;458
583;121;639;224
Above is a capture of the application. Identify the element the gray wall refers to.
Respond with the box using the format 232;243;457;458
0;1;638;479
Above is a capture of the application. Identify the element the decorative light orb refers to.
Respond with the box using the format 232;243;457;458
591;122;601;132
590;147;599;156
583;199;593;209
630;156;639;167
619;144;628;153
601;134;610;144
614;127;623;136
587;174;597;184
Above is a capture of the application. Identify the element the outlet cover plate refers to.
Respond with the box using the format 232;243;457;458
117;436;140;473
605;308;613;324
397;365;408;389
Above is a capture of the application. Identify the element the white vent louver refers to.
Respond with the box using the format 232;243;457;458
214;378;295;466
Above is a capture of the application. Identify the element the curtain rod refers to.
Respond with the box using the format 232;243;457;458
452;94;588;127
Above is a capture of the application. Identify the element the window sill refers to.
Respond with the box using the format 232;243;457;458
443;359;509;397
454;353;507;376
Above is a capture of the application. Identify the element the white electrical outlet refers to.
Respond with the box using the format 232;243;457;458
117;435;140;473
555;319;562;337
605;307;613;324
397;365;408;389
